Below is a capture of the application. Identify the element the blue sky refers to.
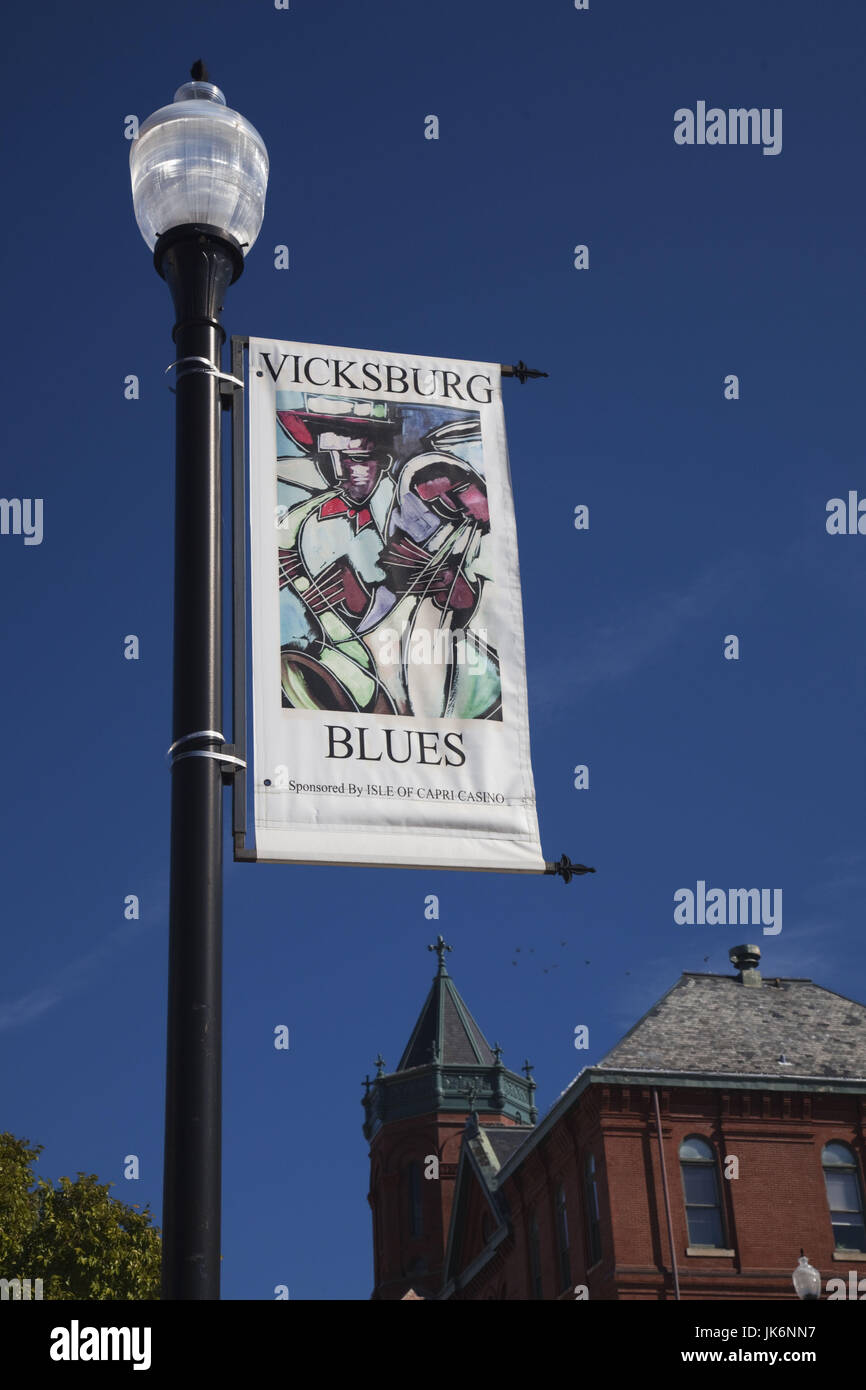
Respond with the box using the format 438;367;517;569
1;0;864;1299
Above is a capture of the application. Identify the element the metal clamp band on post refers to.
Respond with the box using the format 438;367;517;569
166;729;245;773
165;356;245;388
171;750;247;771
166;729;226;761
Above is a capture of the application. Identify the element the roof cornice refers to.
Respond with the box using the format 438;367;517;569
362;1061;536;1138
493;1065;866;1185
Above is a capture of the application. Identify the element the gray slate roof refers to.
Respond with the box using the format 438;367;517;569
398;968;496;1070
598;973;866;1080
482;1126;534;1167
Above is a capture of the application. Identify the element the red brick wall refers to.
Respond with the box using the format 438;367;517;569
463;1085;866;1300
368;1110;522;1300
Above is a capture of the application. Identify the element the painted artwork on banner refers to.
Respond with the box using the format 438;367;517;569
247;339;544;873
275;393;501;723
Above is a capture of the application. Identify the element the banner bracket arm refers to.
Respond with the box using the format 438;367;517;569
501;360;549;384
230;335;253;856
544;855;596;883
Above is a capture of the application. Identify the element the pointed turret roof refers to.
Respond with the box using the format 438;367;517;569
362;937;537;1140
399;934;497;1069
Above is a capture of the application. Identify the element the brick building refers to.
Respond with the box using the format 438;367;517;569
362;939;866;1299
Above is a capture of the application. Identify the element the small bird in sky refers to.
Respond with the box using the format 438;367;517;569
515;947;521;953
560;940;567;947
512;960;517;966
529;948;535;954
585;960;591;965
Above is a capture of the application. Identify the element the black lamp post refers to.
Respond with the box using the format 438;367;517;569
130;63;268;1300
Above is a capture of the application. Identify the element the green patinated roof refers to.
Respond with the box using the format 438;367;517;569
362;937;537;1139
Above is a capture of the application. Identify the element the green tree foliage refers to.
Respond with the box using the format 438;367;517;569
0;1133;161;1299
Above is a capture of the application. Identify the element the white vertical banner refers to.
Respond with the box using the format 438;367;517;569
246;337;544;871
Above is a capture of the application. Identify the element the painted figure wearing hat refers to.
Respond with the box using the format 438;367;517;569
276;396;399;713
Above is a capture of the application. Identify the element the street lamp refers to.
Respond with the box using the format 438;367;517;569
130;62;268;1300
792;1251;821;1301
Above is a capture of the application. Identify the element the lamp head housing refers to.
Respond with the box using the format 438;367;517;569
130;74;268;256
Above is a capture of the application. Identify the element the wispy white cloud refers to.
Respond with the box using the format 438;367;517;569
820;851;866;870
0;985;64;1030
530;552;755;706
0;876;168;1033
0;931;139;1032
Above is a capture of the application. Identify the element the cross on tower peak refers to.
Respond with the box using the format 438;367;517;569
428;934;453;974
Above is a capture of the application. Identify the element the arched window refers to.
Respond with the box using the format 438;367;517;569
584;1153;602;1267
679;1136;725;1248
555;1184;571;1291
822;1143;866;1252
528;1211;543;1299
407;1161;423;1239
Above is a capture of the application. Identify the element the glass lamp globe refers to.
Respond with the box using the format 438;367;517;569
130;80;268;254
792;1254;821;1300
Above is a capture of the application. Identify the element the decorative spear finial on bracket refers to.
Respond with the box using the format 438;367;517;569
545;855;596;883
503;360;549;384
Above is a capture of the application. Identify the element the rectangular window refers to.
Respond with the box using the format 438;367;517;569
408;1162;423;1239
529;1214;543;1299
555;1187;571;1291
827;1170;866;1251
682;1166;718;1208
585;1155;602;1267
825;1171;860;1212
685;1205;725;1248
680;1137;726;1250
823;1144;866;1251
832;1215;866;1251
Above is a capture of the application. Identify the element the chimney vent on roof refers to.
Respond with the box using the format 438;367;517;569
730;943;762;987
